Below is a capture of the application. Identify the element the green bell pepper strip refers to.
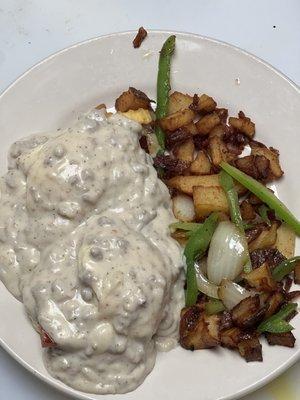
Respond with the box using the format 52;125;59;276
272;256;300;281
169;222;201;232
155;35;176;149
220;162;300;236
257;303;297;333
205;298;225;315
219;170;251;272
184;213;219;307
258;204;271;226
219;170;244;232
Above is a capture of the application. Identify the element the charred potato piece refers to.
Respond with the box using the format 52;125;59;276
275;223;295;259
265;332;295;348
248;222;278;252
184;122;198;135
180;305;220;350
209;124;226;138
174;139;195;163
167;174;246;196
235;155;271;181
231;295;266;328
264;292;284;318
115;87;151;112
240;200;256;220
190;94;217;113
208;135;233;166
243;263;277;292
121;108;153;124
193;186;229;218
196;113;221;135
238;337;263;362
168;91;193;115
190;150;212;175
229;112;255;139
160;109;195;132
220;327;242;349
250;141;283;179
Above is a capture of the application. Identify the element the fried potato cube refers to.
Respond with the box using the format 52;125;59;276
231;295;266;328
190;150;212;175
115;87;151;112
229;112;255;138
190;94;217;113
248;222;278;252
196;113;221;135
243;263;277;292
240;200;256;220
193;186;229;218
180;305;220;350
220;327;242;349
250;141;283;179
275;223;295;259
238;337;262;362
120;108;153;124
168;91;193;114
208;135;235;166
183;122;198;135
167;174;246;196
264;292;284;318
174;139;195;163
160;109;195;132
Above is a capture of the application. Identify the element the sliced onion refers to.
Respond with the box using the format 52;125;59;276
207;221;248;285
195;260;219;299
172;194;196;222
218;278;253;310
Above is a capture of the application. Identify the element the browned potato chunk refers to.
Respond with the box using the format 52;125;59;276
193;186;229;218
208;135;235;166
243;263;277;292
209;124;226;138
190;150;212;175
275;223;295;259
265;332;295;348
235;155;271;181
167;174;245;196
184;122;198;135
159;109;195;132
174;139;195;163
229;112;255;138
220;327;242;349
180;305;220;350
120;108;153;124
231;295;266;328
168;91;193;114
115;87;151;112
264;292;284;318
196;113;220;135
240;200;256;220
238;337;262;362
190;94;217;113
250;141;283;179
248;222;278;251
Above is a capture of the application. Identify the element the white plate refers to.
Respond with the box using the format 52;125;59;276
0;30;299;400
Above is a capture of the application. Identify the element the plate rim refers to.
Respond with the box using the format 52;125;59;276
0;29;299;400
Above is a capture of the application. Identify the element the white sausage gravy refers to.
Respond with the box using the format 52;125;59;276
0;110;184;394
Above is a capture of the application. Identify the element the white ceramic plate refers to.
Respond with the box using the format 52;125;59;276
0;31;299;400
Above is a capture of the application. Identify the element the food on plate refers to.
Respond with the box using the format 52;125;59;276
132;26;148;48
0;110;184;394
0;33;300;395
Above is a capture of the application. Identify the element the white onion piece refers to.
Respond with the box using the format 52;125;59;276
218;279;253;310
207;221;248;285
195;261;219;299
172;194;196;222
